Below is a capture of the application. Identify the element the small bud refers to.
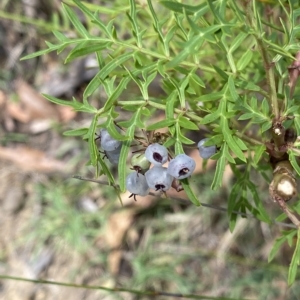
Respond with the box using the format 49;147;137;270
274;128;281;135
277;175;297;200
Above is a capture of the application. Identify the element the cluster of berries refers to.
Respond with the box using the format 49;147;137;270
97;129;217;199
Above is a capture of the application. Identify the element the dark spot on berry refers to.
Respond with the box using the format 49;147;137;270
132;166;142;174
178;168;189;176
153;152;163;163
155;184;165;191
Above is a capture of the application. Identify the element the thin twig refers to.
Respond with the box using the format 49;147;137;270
0;275;248;300
73;175;297;229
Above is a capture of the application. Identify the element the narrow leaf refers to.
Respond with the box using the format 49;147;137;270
63;127;89;137
181;178;201;206
62;3;90;38
84;52;133;98
178;116;199;130
65;41;112;62
288;229;300;285
147;119;176;130
88;115;99;166
118;140;131;192
211;144;227;190
289;150;300;176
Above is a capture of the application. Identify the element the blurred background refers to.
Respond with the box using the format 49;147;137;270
0;0;300;299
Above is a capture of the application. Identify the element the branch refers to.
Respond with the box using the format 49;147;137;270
269;161;300;228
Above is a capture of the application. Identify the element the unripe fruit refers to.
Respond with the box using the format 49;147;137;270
197;138;216;159
145;166;173;191
131;153;151;174
167;154;196;179
145;143;168;166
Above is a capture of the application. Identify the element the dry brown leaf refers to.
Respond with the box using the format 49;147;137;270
0;146;67;173
108;250;123;275
6;101;31;123
105;209;135;248
105;209;135;274
56;105;77;123
14;79;59;121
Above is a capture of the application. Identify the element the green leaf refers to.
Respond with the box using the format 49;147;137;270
261;121;272;133
147;119;176;131
128;0;142;47
84;52;133;98
269;235;289;263
178;116;199;130
21;44;61;60
197;92;223;103
228;76;239;102
247;181;271;223
65;41;112;63
52;30;67;41
72;0;111;37
160;1;206;14
228;180;242;216
211;144;227;190
212;65;228;80
221;118;246;162
62;3;90;38
275;212;287;222
43;94;79;108
289;150;300;176
235;79;261;91
190;73;205;88
229;209;238;232
288;229;300;285
178;129;195;145
294;114;300;136
233;136;248;151
118;140;131;192
201;110;220;125
261;98;270;115
63;127;89;137
253;145;266;165
103;76;131;111
166;35;203;68
97;153;118;188
88;115;99;166
229;32;247;53
237;48;253;71
42;94;97;113
180;178;200;206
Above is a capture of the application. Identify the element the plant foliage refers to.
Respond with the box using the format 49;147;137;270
22;0;300;284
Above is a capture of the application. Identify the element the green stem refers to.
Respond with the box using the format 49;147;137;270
256;37;279;119
0;275;244;300
243;1;279;119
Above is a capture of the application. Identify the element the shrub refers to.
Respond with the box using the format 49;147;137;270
22;0;300;285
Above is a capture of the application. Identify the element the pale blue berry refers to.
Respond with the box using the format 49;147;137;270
99;129;121;152
126;172;149;196
145;143;168;166
167;154;195;179
198;138;216;159
145;166;173;191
